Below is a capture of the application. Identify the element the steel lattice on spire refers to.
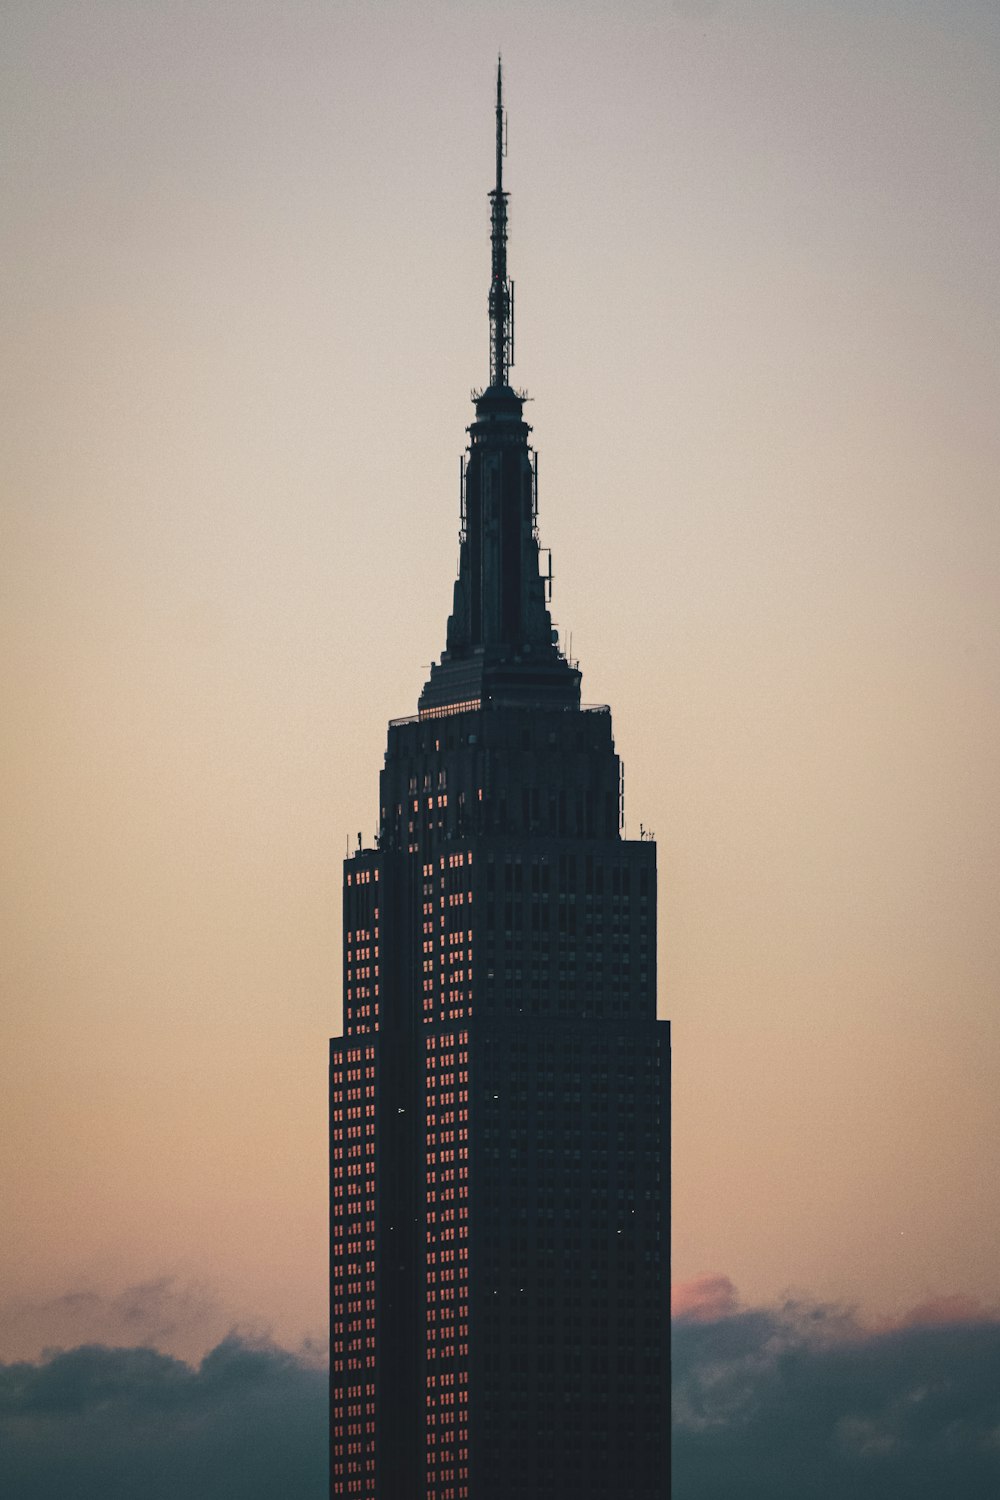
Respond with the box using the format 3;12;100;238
488;57;514;389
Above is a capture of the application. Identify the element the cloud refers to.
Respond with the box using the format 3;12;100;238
673;1273;739;1323
897;1293;994;1328
3;1292;1000;1498
0;1277;228;1364
674;1293;1000;1498
0;1335;327;1500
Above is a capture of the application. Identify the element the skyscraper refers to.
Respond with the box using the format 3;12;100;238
330;63;670;1500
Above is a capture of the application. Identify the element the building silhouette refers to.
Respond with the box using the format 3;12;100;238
330;62;670;1500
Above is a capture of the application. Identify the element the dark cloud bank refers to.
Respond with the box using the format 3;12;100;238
0;1336;327;1500
674;1299;1000;1498
2;1302;1000;1498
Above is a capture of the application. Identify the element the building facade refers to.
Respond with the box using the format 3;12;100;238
330;64;670;1500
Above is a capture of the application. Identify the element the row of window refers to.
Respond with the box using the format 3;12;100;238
425;1032;471;1489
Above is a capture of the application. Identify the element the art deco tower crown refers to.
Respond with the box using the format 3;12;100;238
420;60;581;719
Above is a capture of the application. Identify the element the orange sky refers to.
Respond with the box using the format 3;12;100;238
2;0;999;1360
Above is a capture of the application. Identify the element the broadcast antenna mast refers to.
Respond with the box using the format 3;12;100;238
488;56;514;389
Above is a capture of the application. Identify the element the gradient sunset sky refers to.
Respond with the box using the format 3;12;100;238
2;0;999;1372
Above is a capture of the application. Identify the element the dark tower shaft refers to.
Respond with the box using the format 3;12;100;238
330;67;671;1500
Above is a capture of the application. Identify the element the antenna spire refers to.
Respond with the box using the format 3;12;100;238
489;57;513;388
